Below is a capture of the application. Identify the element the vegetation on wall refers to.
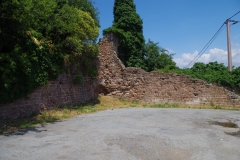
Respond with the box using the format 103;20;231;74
0;0;99;104
104;0;146;68
103;0;239;90
155;61;240;89
144;39;177;72
171;62;240;88
104;0;177;71
1;0;238;105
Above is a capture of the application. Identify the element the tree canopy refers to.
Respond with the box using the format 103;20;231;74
104;0;146;68
0;0;99;104
104;0;177;71
171;62;240;88
144;39;177;72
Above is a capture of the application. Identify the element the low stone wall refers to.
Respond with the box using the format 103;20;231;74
0;74;97;120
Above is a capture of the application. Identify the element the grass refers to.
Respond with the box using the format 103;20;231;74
214;105;222;109
0;95;239;135
150;103;165;108
150;102;180;108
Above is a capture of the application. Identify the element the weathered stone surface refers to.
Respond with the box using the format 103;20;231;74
96;33;240;106
0;75;98;120
0;33;239;120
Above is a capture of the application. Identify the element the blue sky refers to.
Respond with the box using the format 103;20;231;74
94;0;240;68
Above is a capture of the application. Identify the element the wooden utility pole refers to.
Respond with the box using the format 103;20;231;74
226;19;232;72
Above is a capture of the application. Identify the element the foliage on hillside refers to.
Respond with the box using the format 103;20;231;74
157;62;240;89
0;0;99;104
144;39;177;72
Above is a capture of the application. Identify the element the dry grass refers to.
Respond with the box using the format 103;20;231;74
0;95;239;135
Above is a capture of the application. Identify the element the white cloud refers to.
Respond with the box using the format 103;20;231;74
166;48;174;53
174;44;240;68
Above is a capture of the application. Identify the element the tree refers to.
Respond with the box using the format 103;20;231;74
104;0;145;68
193;62;235;87
232;66;240;88
0;0;99;104
68;0;100;27
145;39;177;72
174;62;236;88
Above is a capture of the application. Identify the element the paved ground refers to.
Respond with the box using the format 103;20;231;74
1;108;240;160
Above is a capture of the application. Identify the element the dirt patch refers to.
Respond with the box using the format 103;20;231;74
209;120;240;138
225;130;240;137
208;121;238;128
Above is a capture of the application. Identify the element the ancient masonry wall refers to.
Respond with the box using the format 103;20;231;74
0;75;97;120
96;33;240;106
0;33;239;120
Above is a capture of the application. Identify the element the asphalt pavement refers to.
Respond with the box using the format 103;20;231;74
1;108;240;160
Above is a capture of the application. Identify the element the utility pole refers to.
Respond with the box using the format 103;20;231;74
226;19;232;72
225;19;239;72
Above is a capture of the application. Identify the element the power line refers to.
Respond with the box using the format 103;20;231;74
199;25;225;60
186;10;240;68
186;23;225;68
228;10;240;20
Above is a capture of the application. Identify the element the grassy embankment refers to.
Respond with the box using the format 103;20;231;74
0;95;239;134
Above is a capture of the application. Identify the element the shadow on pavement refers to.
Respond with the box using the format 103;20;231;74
3;124;51;137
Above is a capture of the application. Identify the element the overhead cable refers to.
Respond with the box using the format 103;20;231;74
186;23;225;68
186;10;240;68
228;10;240;20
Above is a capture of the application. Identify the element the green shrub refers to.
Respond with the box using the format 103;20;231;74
0;0;99;104
73;73;83;84
151;104;165;108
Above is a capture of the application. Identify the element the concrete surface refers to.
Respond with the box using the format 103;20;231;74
1;108;240;160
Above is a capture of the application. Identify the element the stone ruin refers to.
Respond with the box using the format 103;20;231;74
0;33;239;120
96;33;240;105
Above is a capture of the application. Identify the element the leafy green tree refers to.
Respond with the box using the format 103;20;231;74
0;0;99;104
232;66;240;88
144;39;177;72
190;62;234;86
68;0;100;27
0;0;58;103
104;0;145;68
52;4;99;78
173;62;237;88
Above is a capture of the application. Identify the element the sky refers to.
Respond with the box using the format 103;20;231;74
93;0;240;68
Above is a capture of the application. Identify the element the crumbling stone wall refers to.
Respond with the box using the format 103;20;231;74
97;33;240;106
0;75;97;120
0;33;239;120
